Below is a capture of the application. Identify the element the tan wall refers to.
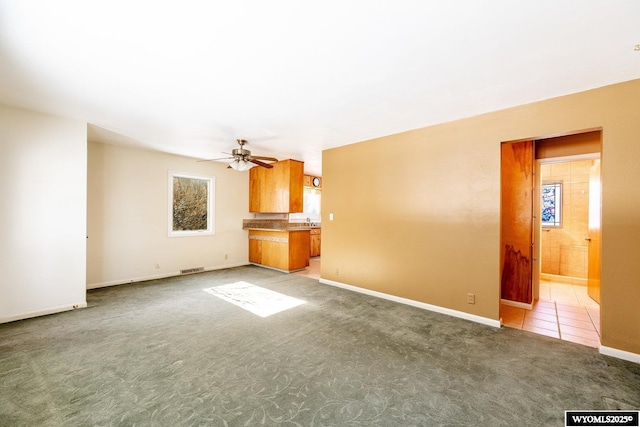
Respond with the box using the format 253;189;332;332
322;79;640;355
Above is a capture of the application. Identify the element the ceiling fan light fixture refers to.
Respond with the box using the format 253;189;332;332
229;158;251;171
229;159;240;170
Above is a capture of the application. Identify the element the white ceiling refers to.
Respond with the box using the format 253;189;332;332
1;1;639;176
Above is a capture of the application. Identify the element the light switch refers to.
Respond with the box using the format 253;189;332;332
329;213;334;221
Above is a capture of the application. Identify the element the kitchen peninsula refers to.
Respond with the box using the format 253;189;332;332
245;159;320;272
243;219;319;272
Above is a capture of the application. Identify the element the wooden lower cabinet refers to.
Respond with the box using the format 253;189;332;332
248;238;262;263
310;228;321;257
248;229;310;272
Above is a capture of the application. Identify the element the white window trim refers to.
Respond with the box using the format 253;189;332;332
168;171;215;237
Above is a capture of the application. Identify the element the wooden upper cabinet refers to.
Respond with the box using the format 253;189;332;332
249;159;304;213
303;174;322;188
249;166;265;212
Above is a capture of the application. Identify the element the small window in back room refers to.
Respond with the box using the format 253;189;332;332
541;181;562;227
168;171;215;237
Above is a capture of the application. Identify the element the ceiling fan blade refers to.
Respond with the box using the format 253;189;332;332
199;139;274;169
197;156;235;162
251;156;278;162
250;159;274;168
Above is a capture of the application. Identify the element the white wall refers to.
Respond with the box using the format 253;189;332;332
0;104;87;323
87;141;249;288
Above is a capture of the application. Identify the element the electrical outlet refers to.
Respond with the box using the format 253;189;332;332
335;268;340;275
155;263;160;269
224;254;228;260
467;293;475;304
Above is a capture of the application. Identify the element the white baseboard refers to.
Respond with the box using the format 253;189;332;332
0;302;88;324
599;345;640;364
319;278;501;328
87;272;177;289
318;280;639;364
500;298;533;310
86;262;251;289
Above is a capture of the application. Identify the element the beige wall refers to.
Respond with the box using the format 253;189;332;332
322;79;640;355
87;141;249;287
0;104;87;322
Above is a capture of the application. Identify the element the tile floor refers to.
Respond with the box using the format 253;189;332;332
293;256;320;280
501;281;601;348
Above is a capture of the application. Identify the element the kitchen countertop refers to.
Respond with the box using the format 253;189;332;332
243;226;321;231
242;219;320;232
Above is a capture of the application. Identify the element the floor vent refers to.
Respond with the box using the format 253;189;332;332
180;267;205;275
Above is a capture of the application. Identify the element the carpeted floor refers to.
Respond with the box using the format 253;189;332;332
1;265;638;426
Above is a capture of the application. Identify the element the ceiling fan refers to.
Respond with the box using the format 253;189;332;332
199;139;278;171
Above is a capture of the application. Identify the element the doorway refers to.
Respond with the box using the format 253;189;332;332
291;184;322;280
500;130;602;348
538;157;600;296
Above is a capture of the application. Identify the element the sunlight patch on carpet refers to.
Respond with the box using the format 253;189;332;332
203;281;306;317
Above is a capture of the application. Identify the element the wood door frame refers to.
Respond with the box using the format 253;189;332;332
532;160;541;302
500;129;602;311
500;140;534;308
587;159;602;304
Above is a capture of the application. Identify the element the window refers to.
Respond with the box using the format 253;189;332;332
289;187;321;223
168;171;215;237
541;181;562;228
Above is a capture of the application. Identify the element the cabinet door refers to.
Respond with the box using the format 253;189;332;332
308;236;316;257
288;160;304;213
269;161;289;212
289;231;311;269
249;159;305;213
249;167;264;212
261;239;289;270
249;238;262;263
310;231;321;257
